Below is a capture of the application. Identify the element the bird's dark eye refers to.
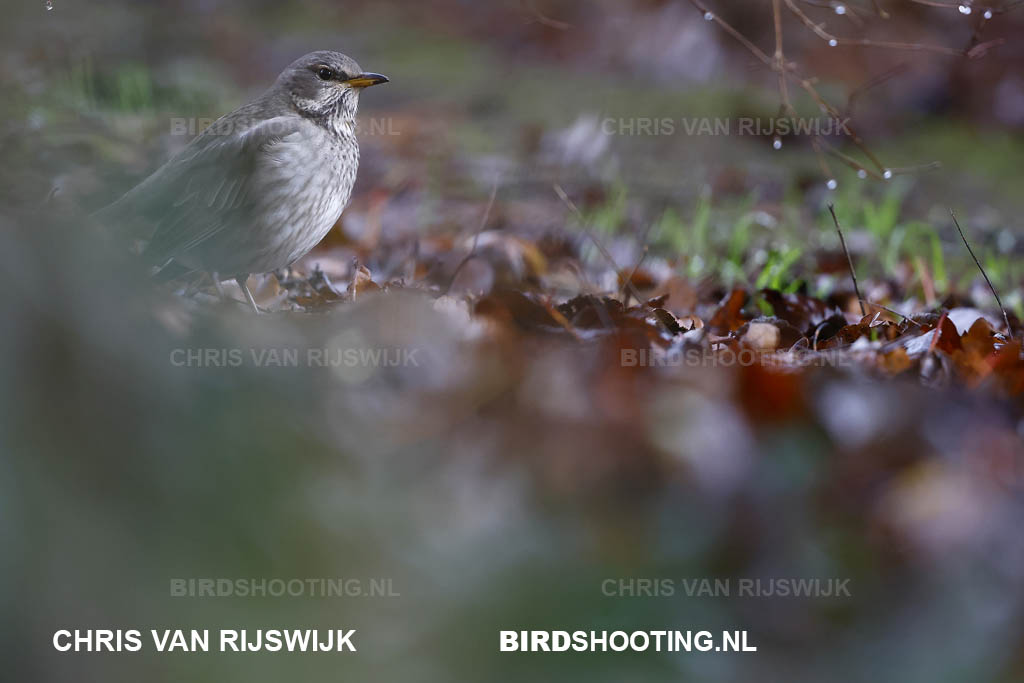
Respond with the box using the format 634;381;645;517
316;66;335;81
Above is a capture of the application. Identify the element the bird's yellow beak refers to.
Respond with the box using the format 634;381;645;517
345;73;389;88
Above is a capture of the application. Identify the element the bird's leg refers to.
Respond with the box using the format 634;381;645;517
236;275;262;314
183;276;203;297
209;272;227;300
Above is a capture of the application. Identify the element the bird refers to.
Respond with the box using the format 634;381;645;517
97;51;388;312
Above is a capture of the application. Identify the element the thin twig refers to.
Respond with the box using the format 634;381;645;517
846;63;909;115
621;246;649;304
866;300;924;328
689;0;888;173
811;137;837;188
783;0;970;56
828;204;866;317
553;184;645;306
685;0;773;67
868;0;890;19
689;0;1000;181
794;77;888;173
907;0;1023;13
967;6;992;52
773;0;794;115
950;209;1012;334
522;0;570;30
799;0;868;24
886;161;943;175
620;218;656;304
444;182;499;295
905;0;964;8
816;135;884;179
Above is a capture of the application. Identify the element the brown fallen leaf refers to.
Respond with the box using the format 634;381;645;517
934;314;963;355
880;348;914;375
762;288;832;335
708;289;749;335
475;290;560;330
348;264;381;298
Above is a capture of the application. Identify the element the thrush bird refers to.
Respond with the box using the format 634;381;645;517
98;51;388;312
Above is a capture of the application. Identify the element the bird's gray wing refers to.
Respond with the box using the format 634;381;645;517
105;115;305;268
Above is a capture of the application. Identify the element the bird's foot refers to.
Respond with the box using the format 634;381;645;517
205;272;263;313
236;275;264;314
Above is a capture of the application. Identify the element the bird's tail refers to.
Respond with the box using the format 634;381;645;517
90;195;141;241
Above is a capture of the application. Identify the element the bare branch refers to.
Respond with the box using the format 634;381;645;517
783;0;968;56
773;0;795;115
686;0;994;179
685;0;774;66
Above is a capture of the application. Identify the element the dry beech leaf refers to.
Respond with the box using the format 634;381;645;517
880;348;914;375
708;289;748;334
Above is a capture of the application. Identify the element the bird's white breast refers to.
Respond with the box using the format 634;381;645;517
247;122;359;272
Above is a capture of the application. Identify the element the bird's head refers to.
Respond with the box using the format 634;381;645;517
275;51;388;130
